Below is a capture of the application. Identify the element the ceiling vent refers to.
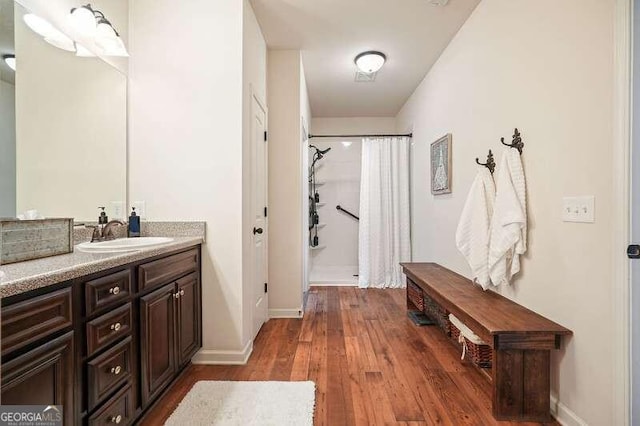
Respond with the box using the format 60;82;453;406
355;71;377;82
428;0;449;5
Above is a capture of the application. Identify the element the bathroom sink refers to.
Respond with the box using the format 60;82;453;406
77;237;174;253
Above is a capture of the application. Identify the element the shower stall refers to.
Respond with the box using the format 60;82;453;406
308;138;361;285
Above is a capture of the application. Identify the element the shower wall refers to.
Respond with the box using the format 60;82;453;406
308;117;396;285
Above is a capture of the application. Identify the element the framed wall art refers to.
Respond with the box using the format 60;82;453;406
431;134;452;195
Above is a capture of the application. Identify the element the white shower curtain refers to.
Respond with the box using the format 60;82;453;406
358;137;411;289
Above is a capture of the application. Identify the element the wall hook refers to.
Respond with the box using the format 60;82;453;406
475;149;496;174
501;128;524;154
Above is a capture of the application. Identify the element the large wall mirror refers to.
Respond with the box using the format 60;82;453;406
0;0;128;222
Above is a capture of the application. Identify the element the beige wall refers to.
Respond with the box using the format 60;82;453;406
396;0;614;424
311;117;396;135
15;7;126;221
242;0;267;343
267;49;305;315
129;0;246;358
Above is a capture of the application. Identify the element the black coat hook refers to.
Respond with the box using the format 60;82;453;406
501;128;524;154
475;149;496;174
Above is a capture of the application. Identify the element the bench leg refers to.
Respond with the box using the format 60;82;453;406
492;349;551;422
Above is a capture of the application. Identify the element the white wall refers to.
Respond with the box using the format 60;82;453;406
267;49;304;315
242;0;267;343
395;1;614;424
129;0;247;357
15;7;126;221
0;80;15;218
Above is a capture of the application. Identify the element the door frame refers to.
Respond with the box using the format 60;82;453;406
613;0;632;424
249;86;268;338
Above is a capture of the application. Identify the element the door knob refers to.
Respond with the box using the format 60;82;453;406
628;244;640;259
253;227;263;235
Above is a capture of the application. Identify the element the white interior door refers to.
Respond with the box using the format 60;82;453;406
251;94;268;338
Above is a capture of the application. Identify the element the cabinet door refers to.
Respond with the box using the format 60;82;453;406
1;331;74;426
176;273;201;367
140;283;176;406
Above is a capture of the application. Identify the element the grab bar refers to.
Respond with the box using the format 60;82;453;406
336;205;359;221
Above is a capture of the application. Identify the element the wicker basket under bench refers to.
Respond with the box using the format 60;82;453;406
402;262;572;423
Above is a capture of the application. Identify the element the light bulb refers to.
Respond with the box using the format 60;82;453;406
354;51;386;74
69;5;96;37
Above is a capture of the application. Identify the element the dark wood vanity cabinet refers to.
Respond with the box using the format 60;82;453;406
1;331;75;425
140;271;201;405
0;245;202;426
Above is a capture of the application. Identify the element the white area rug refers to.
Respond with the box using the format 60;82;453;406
165;381;315;426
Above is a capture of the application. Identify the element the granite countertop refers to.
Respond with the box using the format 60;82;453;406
0;236;203;299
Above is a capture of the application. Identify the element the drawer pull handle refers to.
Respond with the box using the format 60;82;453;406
109;286;121;295
110;322;122;332
110;365;122;375
174;292;180;299
110;414;122;424
180;289;185;296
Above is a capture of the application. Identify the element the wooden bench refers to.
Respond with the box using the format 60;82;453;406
401;262;572;423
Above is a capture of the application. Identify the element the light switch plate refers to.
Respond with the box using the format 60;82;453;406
110;201;124;220
562;196;595;223
132;201;146;219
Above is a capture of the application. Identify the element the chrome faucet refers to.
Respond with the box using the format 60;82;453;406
87;220;127;242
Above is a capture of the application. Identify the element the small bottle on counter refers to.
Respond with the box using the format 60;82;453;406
128;207;140;237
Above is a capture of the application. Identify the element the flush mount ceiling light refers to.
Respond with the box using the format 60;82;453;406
23;13;76;52
3;54;15;71
354;51;386;74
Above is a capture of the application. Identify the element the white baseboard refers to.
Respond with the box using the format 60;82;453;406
269;307;303;318
550;395;587;426
191;340;253;365
310;282;358;287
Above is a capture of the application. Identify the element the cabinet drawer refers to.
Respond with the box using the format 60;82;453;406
88;383;134;426
138;249;198;292
85;270;131;316
87;336;133;411
87;303;132;356
1;287;72;355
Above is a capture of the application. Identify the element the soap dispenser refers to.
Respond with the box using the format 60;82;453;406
128;207;140;237
98;207;108;226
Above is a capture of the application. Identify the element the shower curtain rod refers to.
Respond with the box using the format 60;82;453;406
308;133;413;139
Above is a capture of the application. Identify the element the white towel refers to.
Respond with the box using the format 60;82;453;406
455;167;496;289
488;149;527;286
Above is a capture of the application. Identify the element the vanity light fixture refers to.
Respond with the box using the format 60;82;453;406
69;4;129;57
354;51;386;74
3;55;15;71
23;13;75;52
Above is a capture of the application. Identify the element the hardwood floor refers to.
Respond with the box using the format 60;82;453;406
139;287;557;425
